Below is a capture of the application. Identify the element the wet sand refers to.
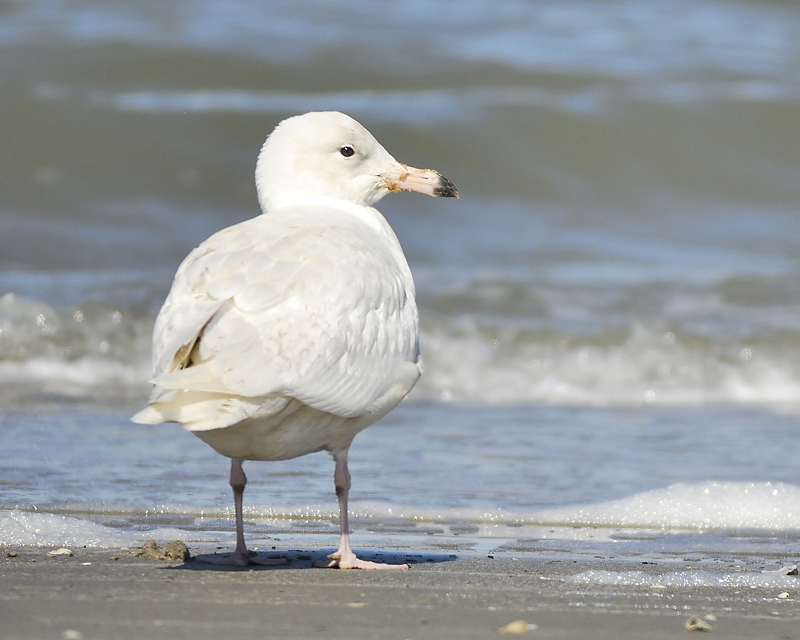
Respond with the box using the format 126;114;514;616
2;544;799;639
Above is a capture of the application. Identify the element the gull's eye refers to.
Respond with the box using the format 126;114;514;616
339;146;355;158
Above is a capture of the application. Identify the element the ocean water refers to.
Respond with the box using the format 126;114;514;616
2;0;800;563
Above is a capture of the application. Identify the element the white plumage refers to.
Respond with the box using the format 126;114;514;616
132;111;457;569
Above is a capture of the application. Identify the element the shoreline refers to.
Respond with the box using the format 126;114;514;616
3;544;799;639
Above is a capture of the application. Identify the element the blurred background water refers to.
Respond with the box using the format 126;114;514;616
2;0;800;552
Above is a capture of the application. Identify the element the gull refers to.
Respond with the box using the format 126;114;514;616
132;111;458;569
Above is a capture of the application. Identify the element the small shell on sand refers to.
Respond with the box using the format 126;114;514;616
498;619;532;634
46;548;73;557
685;616;713;632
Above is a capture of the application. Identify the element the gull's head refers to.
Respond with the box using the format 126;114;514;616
255;111;458;212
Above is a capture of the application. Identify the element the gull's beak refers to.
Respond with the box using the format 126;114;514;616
380;164;459;198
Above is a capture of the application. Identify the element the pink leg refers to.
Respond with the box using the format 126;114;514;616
229;458;252;564
319;449;408;570
196;459;287;567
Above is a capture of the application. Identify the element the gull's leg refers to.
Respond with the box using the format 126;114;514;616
229;458;252;564
320;449;408;570
196;458;287;566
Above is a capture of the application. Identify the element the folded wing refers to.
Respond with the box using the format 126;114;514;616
133;206;420;431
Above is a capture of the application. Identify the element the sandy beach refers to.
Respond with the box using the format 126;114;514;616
2;544;798;640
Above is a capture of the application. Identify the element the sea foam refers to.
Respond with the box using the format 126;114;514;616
532;481;800;530
568;569;800;589
0;509;222;549
3;288;800;409
4;482;799;549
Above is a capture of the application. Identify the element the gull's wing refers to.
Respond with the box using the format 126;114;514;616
147;206;420;420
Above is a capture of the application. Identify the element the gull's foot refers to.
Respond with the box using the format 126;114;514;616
195;549;289;567
313;550;408;570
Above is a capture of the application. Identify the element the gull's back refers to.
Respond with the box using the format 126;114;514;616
132;202;421;460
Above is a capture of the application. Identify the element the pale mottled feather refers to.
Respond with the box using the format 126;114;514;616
137;204;419;429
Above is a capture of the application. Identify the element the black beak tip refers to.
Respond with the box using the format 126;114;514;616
434;175;459;199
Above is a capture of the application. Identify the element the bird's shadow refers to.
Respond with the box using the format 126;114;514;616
169;547;457;572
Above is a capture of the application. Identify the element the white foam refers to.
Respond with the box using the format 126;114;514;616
281;481;800;533
3;288;800;409
4;482;800;549
0;357;145;389
533;482;800;530
569;569;800;589
1;510;135;548
333;482;800;533
0;510;217;548
417;320;800;408
0;292;151;401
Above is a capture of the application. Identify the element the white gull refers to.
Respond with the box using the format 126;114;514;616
132;111;458;569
